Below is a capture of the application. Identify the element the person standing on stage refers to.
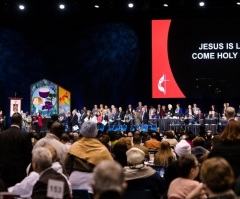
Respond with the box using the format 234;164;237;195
33;112;44;138
22;112;32;132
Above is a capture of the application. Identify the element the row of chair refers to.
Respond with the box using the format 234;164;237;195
97;124;158;132
72;189;153;199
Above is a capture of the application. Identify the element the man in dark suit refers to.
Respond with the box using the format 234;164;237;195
0;112;32;187
141;107;149;124
31;147;70;199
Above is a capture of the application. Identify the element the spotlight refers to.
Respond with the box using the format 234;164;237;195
199;1;205;6
128;3;134;8
237;2;240;5
94;4;99;8
19;4;25;10
163;3;168;7
59;4;65;9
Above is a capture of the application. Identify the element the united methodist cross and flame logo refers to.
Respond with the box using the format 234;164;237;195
158;74;169;95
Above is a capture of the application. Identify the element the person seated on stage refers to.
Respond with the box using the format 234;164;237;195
174;103;183;117
117;107;125;124
166;104;174;118
160;105;167;119
185;105;195;124
144;132;161;150
92;160;127;199
124;147;166;199
162;130;178;149
194;109;204;124
192;103;199;116
208;110;217;119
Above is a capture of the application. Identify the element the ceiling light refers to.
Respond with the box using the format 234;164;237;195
163;3;168;7
128;3;134;8
59;4;65;9
237;2;240;5
19;4;25;10
199;2;205;6
94;5;99;8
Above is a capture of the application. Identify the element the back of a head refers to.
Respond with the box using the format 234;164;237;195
175;140;191;158
133;135;141;144
220;121;240;142
177;154;197;178
225;107;236;118
166;130;175;139
200;157;234;193
192;136;206;147
50;121;64;138
160;140;171;152
151;132;157;139
32;147;52;171
126;147;145;166
11;112;22;126
80;120;98;138
92;160;126;197
61;133;70;143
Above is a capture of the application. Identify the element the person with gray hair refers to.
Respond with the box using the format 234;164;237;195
92;160;127;199
124;147;165;199
225;107;236;122
31;147;70;199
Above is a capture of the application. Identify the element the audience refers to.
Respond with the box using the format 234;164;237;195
132;134;150;161
174;139;191;158
65;121;113;194
31;147;71;199
0;112;32;188
161;130;178;148
33;121;68;165
187;157;236;199
92;160;127;199
154;140;176;167
208;121;240;178
113;140;128;167
144;132;161;150
167;154;202;199
124;147;165;199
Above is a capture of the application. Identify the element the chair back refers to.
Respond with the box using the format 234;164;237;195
72;189;91;199
123;189;153;199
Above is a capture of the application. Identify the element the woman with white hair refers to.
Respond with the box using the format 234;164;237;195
124;147;165;199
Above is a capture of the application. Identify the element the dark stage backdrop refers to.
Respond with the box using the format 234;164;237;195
0;10;239;122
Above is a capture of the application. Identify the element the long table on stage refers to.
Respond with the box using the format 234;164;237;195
149;118;227;135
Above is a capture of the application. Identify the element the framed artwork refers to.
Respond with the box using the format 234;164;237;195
10;98;22;117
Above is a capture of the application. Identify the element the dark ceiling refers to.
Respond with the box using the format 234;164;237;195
1;0;240;20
